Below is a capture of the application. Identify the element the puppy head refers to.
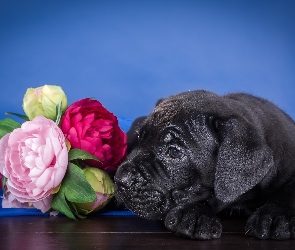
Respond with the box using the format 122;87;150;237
115;91;220;219
115;91;274;219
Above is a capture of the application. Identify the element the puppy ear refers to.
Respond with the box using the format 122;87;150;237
214;118;274;204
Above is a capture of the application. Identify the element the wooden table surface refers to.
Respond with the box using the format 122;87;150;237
0;215;294;249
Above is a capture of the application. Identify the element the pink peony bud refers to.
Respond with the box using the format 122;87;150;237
72;167;114;215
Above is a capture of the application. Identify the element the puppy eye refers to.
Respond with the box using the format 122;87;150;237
168;147;182;158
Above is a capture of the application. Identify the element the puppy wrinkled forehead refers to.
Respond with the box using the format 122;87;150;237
151;98;181;127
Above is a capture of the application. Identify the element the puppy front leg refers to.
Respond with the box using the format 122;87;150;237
164;202;222;240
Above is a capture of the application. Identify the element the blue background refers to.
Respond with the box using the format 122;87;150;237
1;0;295;122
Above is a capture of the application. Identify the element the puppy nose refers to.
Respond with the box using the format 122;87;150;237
115;162;135;188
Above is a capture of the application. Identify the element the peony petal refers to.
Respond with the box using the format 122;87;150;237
55;146;68;172
98;125;113;133
35;155;46;170
84;136;102;147
9;146;22;164
0;133;10;175
31;138;44;152
75;122;83;140
60;116;71;134
28;166;44;178
24;153;37;169
2;192;31;209
6;180;34;202
35;167;54;189
67;127;80;148
33;195;53;213
91;119;112;127
91;193;110;210
50;163;67;188
80;140;97;154
93;150;105;162
82;113;95;124
80;114;94;138
71;112;83;125
21;121;40;134
32;187;43;197
8;128;27;145
41;137;54;167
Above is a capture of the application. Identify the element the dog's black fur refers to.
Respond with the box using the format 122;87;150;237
115;90;295;240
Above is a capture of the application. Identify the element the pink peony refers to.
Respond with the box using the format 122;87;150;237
0;116;68;203
60;98;127;172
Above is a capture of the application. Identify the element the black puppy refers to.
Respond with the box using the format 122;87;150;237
115;90;295;240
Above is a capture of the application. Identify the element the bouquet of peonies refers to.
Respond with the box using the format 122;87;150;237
0;85;127;219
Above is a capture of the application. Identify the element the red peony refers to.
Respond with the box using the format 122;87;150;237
60;98;127;172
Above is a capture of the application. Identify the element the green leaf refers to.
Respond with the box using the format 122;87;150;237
55;101;63;125
68;202;87;219
0;118;21;138
5;112;29;121
51;163;97;220
63;163;97;203
68;148;100;162
51;193;76;220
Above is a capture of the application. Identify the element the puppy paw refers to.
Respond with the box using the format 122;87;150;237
245;204;295;240
164;205;222;240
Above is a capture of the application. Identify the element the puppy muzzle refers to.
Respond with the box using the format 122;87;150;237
114;151;172;219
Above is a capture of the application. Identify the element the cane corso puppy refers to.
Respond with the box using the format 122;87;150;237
115;90;295;240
